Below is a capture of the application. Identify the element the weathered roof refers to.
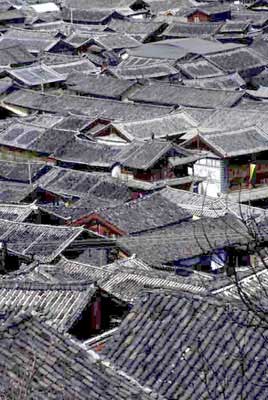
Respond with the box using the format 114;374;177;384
0;122;75;154
0;219;86;262
52;137;122;168
163;22;222;38
112;58;178;79
0;279;96;331
37;167;104;197
0;203;35;222
7;64;66;86
129;38;241;60
111;111;197;141
0;160;49;183
94;190;192;235
0;182;36;204
178;58;224;79
0;42;35;66
198;127;268;158
104;290;268;400
66;74;136;99
0;313;160;400
118;139;192;169
3;89;173;121
183;72;246;90
128;82;243;108
117;214;251;265
0;29;58;53
205;47;267;75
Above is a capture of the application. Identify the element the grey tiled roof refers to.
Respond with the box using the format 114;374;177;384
128;83;243;108
0;313;162;399
0;203;34;222
118;139;193;169
205;47;267;74
0;219;85;262
117;214;252;266
0;279;96;331
104;290;268;399
0;160;49;183
37;167;104;197
67;74;136;99
198;127;268;157
0;42;35;66
178;58;224;79
95;190;192;235
112;112;197;141
163;22;222;38
183;72;246;90
3;89;173;121
7;64;66;86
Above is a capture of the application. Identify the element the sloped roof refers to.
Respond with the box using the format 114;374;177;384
7;64;66;86
37;167;103;197
0;160;49;183
0;280;96;331
118;139;191;169
128;83;243;108
0;203;34;222
118;214;251;265
67;74;136;99
0;313;161;400
205;47;267;74
112;112;197;141
198;127;268;158
178;58;224;79
0;219;86;262
183;72;246;90
104;290;268;400
3;89;173;121
94;190;192;235
0;42;35;66
163;22;222;38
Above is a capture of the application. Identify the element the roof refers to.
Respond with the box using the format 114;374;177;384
0;42;35;66
30;2;60;13
162;187;267;221
3;89;173;121
111;111;197;141
0;219;86;262
0;203;34;222
117;214;251;266
93;190;192;235
128;83;243;108
183;72;246;90
178;58;224;79
0;160;49;183
0;313;160;400
0;29;59;53
112;57;179;79
0;182;36;203
118;139;192;169
129;38;242;60
163;22;222;38
7;64;66;86
198;127;268;158
0;279;96;331
0;122;75;154
104;290;268;400
37;167;104;197
66;74;136;99
186;4;231;16
52;137;122;168
205;47;267;75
